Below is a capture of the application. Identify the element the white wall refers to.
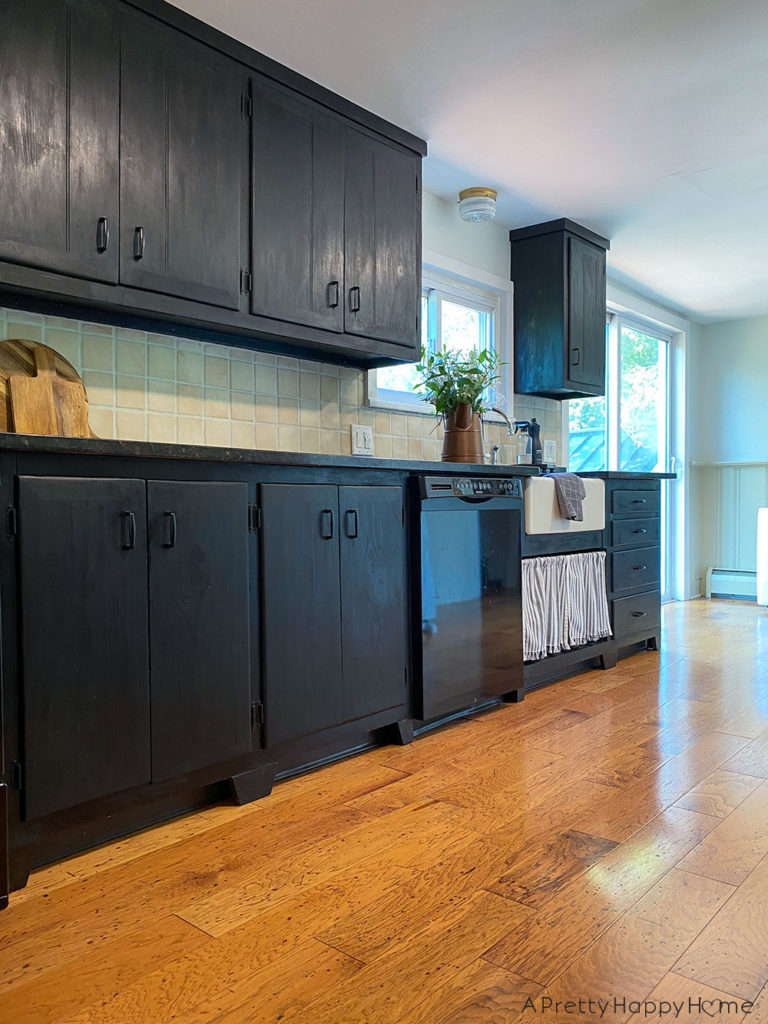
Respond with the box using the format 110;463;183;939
689;314;768;594
422;191;509;279
691;314;768;464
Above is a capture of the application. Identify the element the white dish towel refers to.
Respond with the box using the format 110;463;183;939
522;550;612;661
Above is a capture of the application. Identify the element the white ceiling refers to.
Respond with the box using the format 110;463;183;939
169;0;768;322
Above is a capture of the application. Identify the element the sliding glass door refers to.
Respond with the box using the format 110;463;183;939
569;313;673;598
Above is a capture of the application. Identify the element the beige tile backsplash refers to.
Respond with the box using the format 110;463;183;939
0;307;563;465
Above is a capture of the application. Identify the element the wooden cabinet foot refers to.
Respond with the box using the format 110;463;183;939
503;687;526;704
647;634;660;651
228;764;277;806
600;651;618;670
392;719;414;746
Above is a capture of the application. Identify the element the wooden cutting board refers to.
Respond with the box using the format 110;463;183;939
0;339;96;437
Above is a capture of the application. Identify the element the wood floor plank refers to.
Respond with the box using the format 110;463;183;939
673;769;763;819
717;703;768;740
678;780;768;884
513;869;734;1024
673;854;768;1000
485;828;618;909
396;958;542;1024
574;731;753;842
482;806;719;986
628;973;753;1024
288;891;532;1024
721;730;768;778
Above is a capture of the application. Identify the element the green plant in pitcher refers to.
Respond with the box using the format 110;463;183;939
415;346;503;417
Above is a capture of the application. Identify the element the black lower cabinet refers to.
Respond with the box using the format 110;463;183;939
1;783;9;909
148;481;253;781
17;476;151;820
261;483;407;748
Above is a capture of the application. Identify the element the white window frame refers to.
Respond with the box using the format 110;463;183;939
365;249;514;419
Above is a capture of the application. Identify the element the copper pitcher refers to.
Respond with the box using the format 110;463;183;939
441;403;484;464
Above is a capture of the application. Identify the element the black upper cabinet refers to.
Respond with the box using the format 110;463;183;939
17;477;151;820
345;130;421;351
148;481;253;781
510;219;610;399
0;0;120;283
251;80;345;333
120;12;245;309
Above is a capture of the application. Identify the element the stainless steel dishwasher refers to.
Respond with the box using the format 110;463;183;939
414;476;524;722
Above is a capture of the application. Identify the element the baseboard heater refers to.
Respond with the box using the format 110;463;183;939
705;567;757;601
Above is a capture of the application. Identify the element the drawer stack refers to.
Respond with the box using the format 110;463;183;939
607;483;661;650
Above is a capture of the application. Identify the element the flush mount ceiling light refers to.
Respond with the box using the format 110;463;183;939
458;187;498;223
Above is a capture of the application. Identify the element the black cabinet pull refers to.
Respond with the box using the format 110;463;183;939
571;347;581;366
345;509;359;539
320;509;334;539
349;286;361;313
121;510;136;550
327;281;339;308
96;217;109;253
632;610;647;618
633;564;647;571
632;498;647;504
133;226;145;260
634;528;648;534
163;511;177;548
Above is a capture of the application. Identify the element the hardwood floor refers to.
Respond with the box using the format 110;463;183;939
3;598;768;1023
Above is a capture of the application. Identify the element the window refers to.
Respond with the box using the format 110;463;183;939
568;314;670;475
367;261;511;412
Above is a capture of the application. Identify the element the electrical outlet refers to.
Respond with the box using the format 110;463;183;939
351;424;374;456
543;439;557;464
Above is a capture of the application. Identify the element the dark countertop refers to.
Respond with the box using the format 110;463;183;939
0;433;677;480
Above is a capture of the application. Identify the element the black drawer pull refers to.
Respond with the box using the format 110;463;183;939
96;216;109;253
349;286;361;313
632;610;647;618
634;528;648;535
327;281;339;308
345;509;359;539
633;564;648;571
121;510;136;550
632;498;648;504
320;509;334;539
133;226;145;260
571;346;581;366
163;511;177;548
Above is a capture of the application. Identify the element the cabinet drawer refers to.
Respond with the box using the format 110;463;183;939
611;488;660;515
611;548;660;593
612;517;660;548
612;590;660;639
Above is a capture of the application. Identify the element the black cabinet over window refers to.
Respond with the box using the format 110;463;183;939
510;219;610;399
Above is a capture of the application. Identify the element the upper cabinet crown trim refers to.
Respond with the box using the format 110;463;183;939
121;0;428;156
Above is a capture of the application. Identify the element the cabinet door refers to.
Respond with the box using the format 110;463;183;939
18;477;150;820
567;235;606;390
344;130;420;350
339;486;407;720
120;13;244;309
148;481;252;781
251;79;345;332
0;0;119;282
261;484;343;746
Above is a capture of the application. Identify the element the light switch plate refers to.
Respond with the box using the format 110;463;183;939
543;439;557;464
351;424;374;456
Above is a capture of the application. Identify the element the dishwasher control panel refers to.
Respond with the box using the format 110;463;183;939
419;476;523;499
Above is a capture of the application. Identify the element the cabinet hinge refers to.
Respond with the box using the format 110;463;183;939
240;267;253;294
251;701;265;729
6;506;17;538
248;505;261;531
241;92;253;119
10;762;22;791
